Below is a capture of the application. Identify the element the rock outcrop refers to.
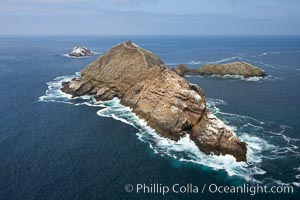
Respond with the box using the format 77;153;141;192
173;62;267;78
69;46;94;57
173;64;190;76
62;41;247;162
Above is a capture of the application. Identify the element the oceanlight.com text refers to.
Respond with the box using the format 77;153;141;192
124;183;294;196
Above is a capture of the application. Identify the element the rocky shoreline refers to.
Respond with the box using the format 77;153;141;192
61;41;247;162
173;62;267;78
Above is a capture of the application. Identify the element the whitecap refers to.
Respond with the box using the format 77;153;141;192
39;73;300;186
223;74;265;82
252;51;281;58
294;167;300;172
187;60;202;65
166;61;202;66
165;62;179;66
240;57;275;69
188;73;280;82
292;182;300;187
183;75;204;78
195;74;265;82
208;56;241;64
61;51;101;59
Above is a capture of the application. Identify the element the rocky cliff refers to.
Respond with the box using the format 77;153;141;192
173;62;267;78
61;41;247;162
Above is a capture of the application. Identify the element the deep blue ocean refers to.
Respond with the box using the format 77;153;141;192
0;36;300;200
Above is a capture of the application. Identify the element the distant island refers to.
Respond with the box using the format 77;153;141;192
173;62;267;78
68;46;94;57
61;41;247;162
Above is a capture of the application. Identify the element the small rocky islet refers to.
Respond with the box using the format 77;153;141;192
62;41;248;162
68;46;94;57
173;62;267;78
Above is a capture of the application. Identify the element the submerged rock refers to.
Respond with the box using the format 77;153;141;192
173;62;267;78
62;41;247;162
69;46;94;57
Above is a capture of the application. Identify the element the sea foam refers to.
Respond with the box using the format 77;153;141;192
61;51;101;59
39;73;300;186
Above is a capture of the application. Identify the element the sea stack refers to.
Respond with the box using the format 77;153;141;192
62;41;247;162
173;62;267;78
69;46;94;57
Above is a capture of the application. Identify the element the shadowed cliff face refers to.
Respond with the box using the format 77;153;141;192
61;41;247;162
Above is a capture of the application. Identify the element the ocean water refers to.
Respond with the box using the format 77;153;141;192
0;35;300;200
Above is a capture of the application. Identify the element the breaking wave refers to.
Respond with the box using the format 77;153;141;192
184;74;280;82
165;56;239;66
242;58;275;69
209;56;241;64
39;73;300;187
187;60;202;65
61;51;101;59
165;62;179;66
252;51;281;58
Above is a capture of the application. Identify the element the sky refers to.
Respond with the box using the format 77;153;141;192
1;0;300;35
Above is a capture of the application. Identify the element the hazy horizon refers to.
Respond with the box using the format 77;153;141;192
1;0;300;36
1;34;300;37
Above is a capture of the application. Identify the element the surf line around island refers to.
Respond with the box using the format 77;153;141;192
39;72;300;187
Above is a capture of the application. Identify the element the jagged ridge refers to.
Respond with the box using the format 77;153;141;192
61;41;247;162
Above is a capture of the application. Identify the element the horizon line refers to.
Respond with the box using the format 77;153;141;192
1;33;300;37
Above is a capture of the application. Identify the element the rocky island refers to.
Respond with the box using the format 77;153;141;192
68;46;94;57
62;41;247;162
173;62;267;78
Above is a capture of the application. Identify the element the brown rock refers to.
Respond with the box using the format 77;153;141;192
61;78;94;98
61;41;247;162
94;87;119;101
173;62;267;78
172;63;190;76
